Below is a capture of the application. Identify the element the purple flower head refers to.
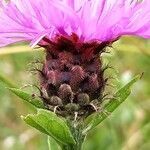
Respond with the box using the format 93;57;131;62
0;0;150;118
0;0;149;47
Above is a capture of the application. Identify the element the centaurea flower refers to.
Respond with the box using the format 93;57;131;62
0;0;150;119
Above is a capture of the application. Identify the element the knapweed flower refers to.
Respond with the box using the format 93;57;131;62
0;0;149;119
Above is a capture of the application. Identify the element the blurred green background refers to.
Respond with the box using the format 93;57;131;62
0;37;149;150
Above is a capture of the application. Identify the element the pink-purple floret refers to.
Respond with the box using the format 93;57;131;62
0;0;149;47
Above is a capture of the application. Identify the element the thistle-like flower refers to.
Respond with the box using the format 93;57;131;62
0;0;149;119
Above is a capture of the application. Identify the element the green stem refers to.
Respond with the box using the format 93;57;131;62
61;135;84;150
62;122;85;150
48;129;85;150
47;121;85;150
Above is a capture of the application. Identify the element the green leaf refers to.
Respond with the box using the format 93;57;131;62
0;73;45;109
48;136;61;150
22;109;76;145
0;73;16;88
8;88;45;109
83;75;140;134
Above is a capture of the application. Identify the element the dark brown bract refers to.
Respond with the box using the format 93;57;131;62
38;33;110;119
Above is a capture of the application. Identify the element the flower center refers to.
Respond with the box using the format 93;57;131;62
38;33;110;119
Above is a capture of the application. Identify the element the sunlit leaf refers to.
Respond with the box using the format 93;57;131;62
22;109;76;145
83;75;141;134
